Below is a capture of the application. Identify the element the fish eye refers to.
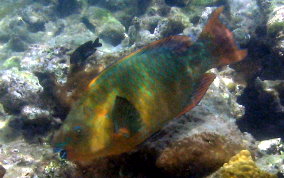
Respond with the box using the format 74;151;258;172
59;149;67;159
73;126;82;133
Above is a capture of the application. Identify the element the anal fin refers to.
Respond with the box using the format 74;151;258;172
177;73;216;117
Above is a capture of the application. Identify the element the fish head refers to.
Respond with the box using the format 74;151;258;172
52;106;115;164
52;119;95;163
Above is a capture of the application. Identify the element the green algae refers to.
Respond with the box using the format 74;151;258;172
0;56;21;70
90;7;121;25
268;21;284;36
0;1;27;20
190;0;223;6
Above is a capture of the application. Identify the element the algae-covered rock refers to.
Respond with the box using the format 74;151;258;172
256;138;284;176
0;56;21;70
158;7;191;37
83;7;126;46
267;6;284;36
0;68;43;113
258;138;283;155
99;23;125;46
156;133;245;177
54;0;80;17
164;0;190;7
237;79;284;139
21;105;50;121
20;45;70;84
19;5;48;33
190;0;222;6
256;153;284;176
0;139;79;178
267;5;284;58
228;0;262;45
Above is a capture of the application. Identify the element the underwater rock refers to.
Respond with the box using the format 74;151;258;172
0;165;5;178
19;5;47;33
0;13;34;51
156;133;245;177
0;139;79;178
21;105;50;121
214;150;277;178
0;56;21;70
267;4;284;58
21;45;70;84
228;0;262;45
258;138;283;155
189;0;222;6
83;7;126;46
7;36;28;52
99;23;125;46
255;138;284;176
237;79;284;139
128;4;193;46
0;68;43;113
157;7;191;37
256;153;284;177
54;0;80;17
164;0;190;7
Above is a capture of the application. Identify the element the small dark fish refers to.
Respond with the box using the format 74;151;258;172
69;38;102;74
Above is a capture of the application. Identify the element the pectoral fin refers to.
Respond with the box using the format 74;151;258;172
111;96;141;138
177;73;216;117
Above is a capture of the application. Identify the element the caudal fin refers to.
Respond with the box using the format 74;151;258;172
199;7;247;66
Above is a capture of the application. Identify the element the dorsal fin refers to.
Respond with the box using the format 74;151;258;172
118;36;193;64
141;35;193;55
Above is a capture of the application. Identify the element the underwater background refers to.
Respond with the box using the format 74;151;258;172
0;0;283;177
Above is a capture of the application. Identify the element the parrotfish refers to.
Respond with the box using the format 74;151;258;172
53;7;247;164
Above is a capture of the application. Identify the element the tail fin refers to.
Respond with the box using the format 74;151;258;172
199;7;247;66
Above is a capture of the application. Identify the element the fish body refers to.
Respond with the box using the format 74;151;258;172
53;7;247;164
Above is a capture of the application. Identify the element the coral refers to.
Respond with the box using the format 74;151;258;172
218;150;277;178
156;133;245;177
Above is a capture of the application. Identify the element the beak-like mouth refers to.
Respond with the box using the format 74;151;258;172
53;143;68;159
